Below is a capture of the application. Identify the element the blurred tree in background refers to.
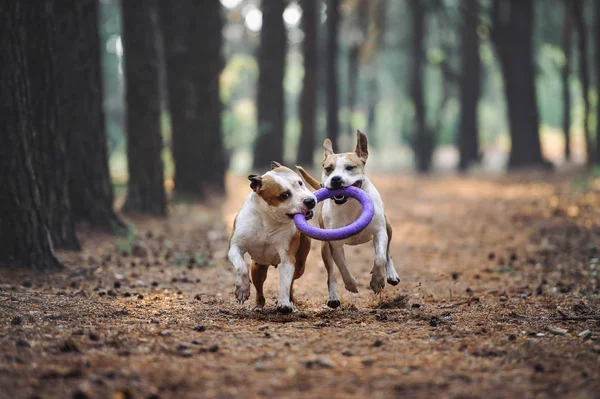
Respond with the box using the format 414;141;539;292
458;0;481;171
254;1;287;169
491;0;545;169
64;0;125;230
121;0;166;215
326;0;341;152
297;0;319;166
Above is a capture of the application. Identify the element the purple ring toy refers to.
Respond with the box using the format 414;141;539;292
293;186;375;241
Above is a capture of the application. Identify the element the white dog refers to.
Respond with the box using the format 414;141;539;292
298;130;400;308
228;162;317;313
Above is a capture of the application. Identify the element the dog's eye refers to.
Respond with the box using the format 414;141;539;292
298;181;303;186
279;192;291;201
325;166;334;174
345;165;356;171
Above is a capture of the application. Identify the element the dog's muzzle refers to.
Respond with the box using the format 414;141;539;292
332;180;363;205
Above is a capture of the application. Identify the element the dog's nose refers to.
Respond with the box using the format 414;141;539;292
303;198;316;209
330;176;343;189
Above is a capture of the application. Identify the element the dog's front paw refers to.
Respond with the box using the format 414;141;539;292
344;277;359;293
369;273;386;294
276;297;295;314
386;270;400;286
235;275;251;303
276;303;294;314
327;299;341;309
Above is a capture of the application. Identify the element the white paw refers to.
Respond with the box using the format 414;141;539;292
235;274;251;303
276;298;294;314
370;272;386;294
344;277;359;293
386;268;400;286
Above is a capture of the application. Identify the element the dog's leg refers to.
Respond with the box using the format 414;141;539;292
294;234;311;280
385;218;400;285
276;253;296;314
370;230;388;293
250;261;269;309
329;243;359;293
228;246;251;303
322;241;340;308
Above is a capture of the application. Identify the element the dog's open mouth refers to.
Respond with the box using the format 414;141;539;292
287;210;314;220
333;180;363;205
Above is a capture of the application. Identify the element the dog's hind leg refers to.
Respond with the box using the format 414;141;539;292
250;261;269;309
385;217;400;286
329;243;359;294
322;241;341;308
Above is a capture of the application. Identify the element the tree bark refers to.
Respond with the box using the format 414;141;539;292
562;3;572;161
159;0;204;197
26;2;80;250
297;0;319;166
0;0;62;269
191;0;226;192
121;0;167;215
254;1;287;170
491;0;546;169
407;0;432;172
595;0;600;162
326;0;340;152
571;0;592;165
458;0;481;171
61;0;125;230
347;45;360;138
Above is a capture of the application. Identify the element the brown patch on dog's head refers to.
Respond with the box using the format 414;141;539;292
254;175;290;207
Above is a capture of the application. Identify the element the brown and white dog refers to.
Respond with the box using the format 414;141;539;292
228;161;316;313
298;130;400;308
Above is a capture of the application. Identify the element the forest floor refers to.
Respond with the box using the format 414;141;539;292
1;171;600;399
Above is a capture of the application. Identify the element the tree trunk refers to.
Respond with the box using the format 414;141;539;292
458;0;481;171
121;0;167;215
26;2;80;250
61;0;125;230
366;0;386;147
192;0;226;192
595;0;600;162
407;0;432;172
297;0;319;166
562;3;572;161
346;44;360;138
159;0;205;197
491;0;546;169
0;0;61;269
326;0;340;152
571;0;592;164
254;1;287;170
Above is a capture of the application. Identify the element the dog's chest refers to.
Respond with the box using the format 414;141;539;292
240;219;295;266
246;238;282;266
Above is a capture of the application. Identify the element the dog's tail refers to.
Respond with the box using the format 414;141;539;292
296;166;321;191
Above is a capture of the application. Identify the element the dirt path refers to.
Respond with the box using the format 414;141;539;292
1;173;599;399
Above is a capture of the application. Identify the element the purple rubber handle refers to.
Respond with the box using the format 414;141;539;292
293;186;375;241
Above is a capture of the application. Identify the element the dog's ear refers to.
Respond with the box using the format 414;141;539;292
270;161;282;170
323;139;334;161
248;174;262;192
355;130;368;162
